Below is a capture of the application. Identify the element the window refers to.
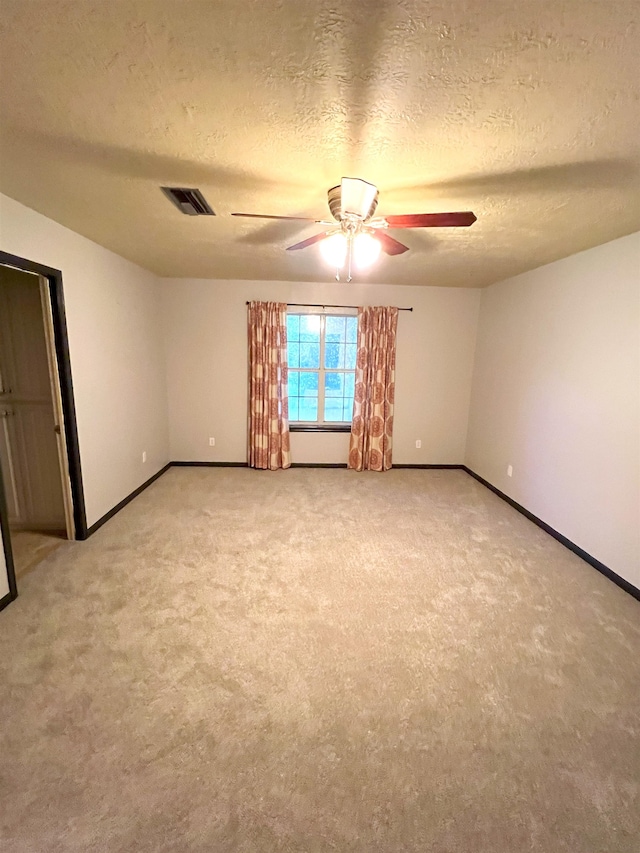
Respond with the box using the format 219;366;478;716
287;313;358;427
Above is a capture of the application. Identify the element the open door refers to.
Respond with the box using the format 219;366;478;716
0;254;86;605
0;267;70;537
40;276;75;539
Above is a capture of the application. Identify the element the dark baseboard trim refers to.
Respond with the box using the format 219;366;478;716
85;463;172;537
463;466;640;602
290;462;348;468
393;464;464;469
0;591;16;612
171;462;466;470
171;462;350;468
171;461;248;467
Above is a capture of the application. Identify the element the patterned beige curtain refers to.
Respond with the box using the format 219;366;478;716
348;306;399;472
247;301;291;470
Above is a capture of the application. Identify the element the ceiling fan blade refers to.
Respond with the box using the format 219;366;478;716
382;211;477;228
286;231;331;251
375;232;410;256
231;213;325;222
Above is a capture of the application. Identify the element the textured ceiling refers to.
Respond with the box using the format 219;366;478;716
0;0;639;287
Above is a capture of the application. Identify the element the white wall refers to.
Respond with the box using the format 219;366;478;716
0;194;170;527
161;279;480;465
466;232;640;588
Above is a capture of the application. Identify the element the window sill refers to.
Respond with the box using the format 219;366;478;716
290;424;352;433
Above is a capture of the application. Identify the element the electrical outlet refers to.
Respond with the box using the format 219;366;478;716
142;451;147;463
209;437;216;447
415;440;421;449
507;464;513;477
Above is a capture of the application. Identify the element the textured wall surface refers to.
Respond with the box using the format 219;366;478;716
0;1;639;286
0;193;170;528
160;277;480;464
466;231;640;588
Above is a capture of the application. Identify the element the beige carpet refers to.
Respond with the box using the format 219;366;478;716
10;529;66;578
0;467;638;852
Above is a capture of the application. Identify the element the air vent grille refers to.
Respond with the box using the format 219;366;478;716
160;187;215;216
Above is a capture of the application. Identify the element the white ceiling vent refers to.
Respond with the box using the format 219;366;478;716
161;187;215;215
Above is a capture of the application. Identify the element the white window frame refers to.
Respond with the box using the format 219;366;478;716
287;307;357;429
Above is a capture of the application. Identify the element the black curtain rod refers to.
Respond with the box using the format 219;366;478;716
246;301;413;312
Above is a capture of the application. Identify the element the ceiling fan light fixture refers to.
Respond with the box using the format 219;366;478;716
319;232;348;269
340;177;379;219
353;232;382;268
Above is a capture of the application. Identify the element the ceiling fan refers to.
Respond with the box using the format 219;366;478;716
232;177;477;280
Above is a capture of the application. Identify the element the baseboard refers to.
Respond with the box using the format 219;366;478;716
84;463;172;538
171;462;464;469
393;464;464;469
290;463;348;468
463;466;640;602
0;590;16;612
172;462;347;468
171;461;248;467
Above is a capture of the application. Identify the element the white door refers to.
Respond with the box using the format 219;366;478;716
0;268;67;532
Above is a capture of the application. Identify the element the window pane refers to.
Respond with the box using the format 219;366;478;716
299;371;318;396
299;314;321;342
345;372;355;397
287;314;300;342
343;398;354;421
299;397;318;421
325;344;346;369
345;343;357;370
324;398;344;422
288;398;299;421
300;342;320;368
346;317;358;343
324;342;340;369
288;371;299;397
287;342;300;368
325;316;346;342
324;372;343;396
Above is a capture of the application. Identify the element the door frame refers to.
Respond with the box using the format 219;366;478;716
0;457;17;607
0;252;87;568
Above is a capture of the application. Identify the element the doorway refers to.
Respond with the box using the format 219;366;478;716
0;252;86;606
